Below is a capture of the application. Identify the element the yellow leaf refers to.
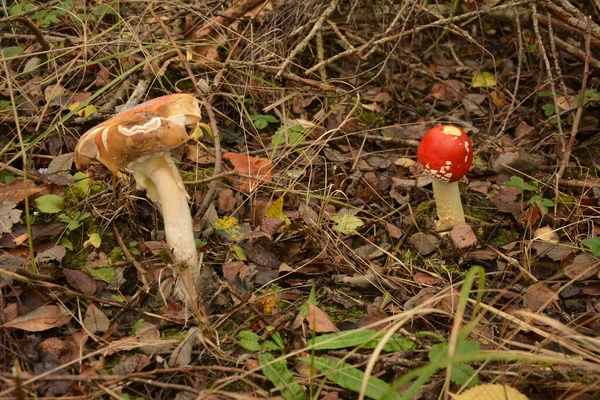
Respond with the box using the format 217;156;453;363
472;71;496;88
265;197;291;228
453;384;528;400
68;102;97;117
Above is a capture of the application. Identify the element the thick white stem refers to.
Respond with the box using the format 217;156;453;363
431;179;465;232
130;154;199;269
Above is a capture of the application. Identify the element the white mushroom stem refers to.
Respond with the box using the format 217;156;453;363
431;178;466;232
129;153;199;269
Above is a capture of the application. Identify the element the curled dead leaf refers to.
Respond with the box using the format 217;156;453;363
2;304;71;332
223;152;272;192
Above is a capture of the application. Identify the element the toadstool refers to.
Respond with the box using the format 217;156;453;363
417;125;473;232
74;93;201;268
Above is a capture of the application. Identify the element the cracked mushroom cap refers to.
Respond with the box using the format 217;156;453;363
74;94;201;172
417;125;473;183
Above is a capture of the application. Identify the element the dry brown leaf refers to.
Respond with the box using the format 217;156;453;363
63;269;97;296
414;271;441;285
450;224;477;249
222;261;248;285
523;282;558;310
223;152;272;192
2;304;71;332
563;253;600;281
408;232;441;256
307;303;339;333
0;180;45;204
84;304;110;334
0;201;21;235
217;188;236;213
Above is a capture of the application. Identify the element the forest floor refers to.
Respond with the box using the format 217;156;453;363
1;0;600;399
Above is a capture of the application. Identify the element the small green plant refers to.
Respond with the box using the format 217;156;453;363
504;176;555;214
271;124;306;158
582;237;600;257
35;193;91;234
251;113;279;130
538;89;600;126
238;329;305;400
0;170;16;185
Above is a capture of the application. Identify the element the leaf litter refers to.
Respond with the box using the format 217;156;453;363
0;1;599;399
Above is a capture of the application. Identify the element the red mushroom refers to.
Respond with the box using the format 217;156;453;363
417;125;473;231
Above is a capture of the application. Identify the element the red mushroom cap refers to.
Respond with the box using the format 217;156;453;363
417;125;473;183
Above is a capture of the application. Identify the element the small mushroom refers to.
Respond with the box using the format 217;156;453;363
417;125;473;232
75;94;201;268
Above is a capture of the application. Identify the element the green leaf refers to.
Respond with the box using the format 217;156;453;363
582;237;600;257
85;233;102;248
130;319;144;335
451;364;479;387
471;71;496;88
233;244;247;260
503;176;538;191
309;330;415;352
541;103;556;116
300;356;401;400
268;329;285;350
259;353;305;400
35;194;65;214
0;170;16;185
86;266;116;285
237;331;262;351
1;46;25;58
331;214;364;235
59;237;73;251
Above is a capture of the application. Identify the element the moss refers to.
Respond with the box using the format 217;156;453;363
476;225;521;246
414;200;436;230
108;247;124;264
179;168;214;190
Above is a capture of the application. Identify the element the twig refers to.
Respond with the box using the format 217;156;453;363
305;0;534;75
556;17;593;180
230;61;339;92
275;0;338;78
14;17;52;52
111;223;150;293
558;179;600;189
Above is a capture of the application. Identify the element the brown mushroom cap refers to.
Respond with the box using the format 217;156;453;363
75;94;201;172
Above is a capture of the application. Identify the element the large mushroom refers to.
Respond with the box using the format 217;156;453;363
74;93;201;268
417;125;473;232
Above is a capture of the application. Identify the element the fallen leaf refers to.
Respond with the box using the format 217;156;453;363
533;226;559;243
563;253;600;281
450;224;477;249
0;180;44;204
307;303;339;333
490;185;523;217
454;383;528;400
2;304;71;332
408;232;441;256
0;201;21;234
223;152;272;192
169;327;199;367
523;282;558;311
84;304;110;334
471;71;497;88
217;189;236;213
331;210;364;235
415;271;441;285
222;261;248;285
63;269;98;296
35;245;67;263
